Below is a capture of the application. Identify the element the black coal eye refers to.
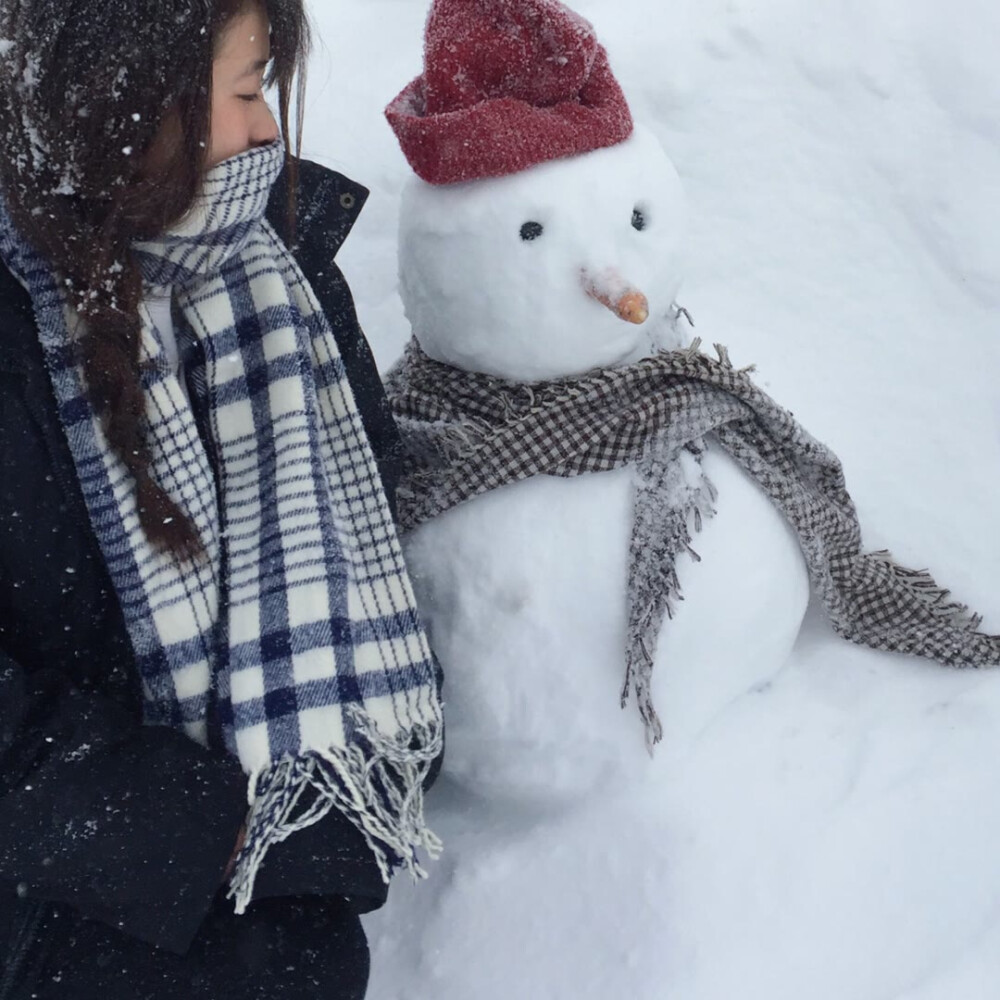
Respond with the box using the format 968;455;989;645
520;221;544;241
631;208;647;232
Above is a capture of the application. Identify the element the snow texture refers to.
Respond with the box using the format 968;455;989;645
302;1;1000;997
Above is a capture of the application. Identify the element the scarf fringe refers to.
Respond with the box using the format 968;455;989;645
869;549;984;631
228;711;443;915
684;337;758;377
624;448;719;752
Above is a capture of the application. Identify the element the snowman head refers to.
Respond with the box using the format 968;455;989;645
397;126;685;380
387;0;686;380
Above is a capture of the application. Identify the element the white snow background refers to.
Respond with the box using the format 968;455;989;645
300;1;1000;997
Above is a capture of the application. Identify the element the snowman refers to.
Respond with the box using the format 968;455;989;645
367;2;811;990
361;3;1000;997
381;0;810;806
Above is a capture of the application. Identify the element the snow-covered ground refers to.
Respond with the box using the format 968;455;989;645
302;2;1000;997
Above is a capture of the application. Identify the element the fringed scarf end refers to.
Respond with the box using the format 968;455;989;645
624;456;719;752
869;549;988;633
228;714;444;915
620;635;664;756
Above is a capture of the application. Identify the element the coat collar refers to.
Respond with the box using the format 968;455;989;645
266;158;370;261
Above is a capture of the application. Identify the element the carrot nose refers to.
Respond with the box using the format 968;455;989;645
582;268;649;325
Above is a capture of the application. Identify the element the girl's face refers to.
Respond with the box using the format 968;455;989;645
207;4;279;168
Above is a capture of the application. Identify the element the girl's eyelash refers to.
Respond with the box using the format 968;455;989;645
237;93;260;103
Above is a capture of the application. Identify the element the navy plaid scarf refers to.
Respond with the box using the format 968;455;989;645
0;142;442;912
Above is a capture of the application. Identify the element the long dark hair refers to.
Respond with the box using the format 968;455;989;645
0;0;310;556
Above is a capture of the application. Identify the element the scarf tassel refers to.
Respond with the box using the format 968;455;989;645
228;712;444;915
624;461;720;753
863;550;986;633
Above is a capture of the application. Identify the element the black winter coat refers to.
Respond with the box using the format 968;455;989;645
0;161;404;999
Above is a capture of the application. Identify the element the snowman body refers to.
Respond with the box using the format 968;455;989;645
405;449;809;801
396;126;811;786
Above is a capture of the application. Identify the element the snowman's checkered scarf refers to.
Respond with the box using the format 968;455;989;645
386;338;1000;748
0;143;442;912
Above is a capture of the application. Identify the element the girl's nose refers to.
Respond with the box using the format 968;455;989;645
253;104;279;147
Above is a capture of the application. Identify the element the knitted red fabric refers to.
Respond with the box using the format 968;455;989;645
385;0;634;186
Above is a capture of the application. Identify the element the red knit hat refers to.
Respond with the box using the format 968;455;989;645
385;0;634;186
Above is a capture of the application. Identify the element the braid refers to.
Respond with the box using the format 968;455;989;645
75;249;202;559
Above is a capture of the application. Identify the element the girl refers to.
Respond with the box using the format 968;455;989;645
0;1;442;997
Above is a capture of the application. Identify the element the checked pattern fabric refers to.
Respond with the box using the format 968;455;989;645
0;143;442;913
386;338;1000;748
